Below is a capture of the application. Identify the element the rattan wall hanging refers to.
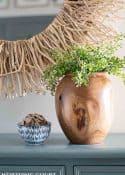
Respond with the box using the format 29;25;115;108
0;0;124;99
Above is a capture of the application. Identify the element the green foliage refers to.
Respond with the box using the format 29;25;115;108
43;36;125;94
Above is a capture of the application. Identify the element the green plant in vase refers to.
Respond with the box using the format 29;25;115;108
43;36;125;144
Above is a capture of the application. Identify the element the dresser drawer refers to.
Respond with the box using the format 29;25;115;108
74;166;125;175
0;166;65;175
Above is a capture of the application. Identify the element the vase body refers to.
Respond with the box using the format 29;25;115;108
55;73;113;144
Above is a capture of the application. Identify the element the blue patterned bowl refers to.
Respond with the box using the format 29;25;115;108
17;122;51;145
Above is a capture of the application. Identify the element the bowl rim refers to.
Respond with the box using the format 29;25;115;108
17;121;51;128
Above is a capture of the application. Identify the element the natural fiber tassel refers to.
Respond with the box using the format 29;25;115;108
0;0;124;99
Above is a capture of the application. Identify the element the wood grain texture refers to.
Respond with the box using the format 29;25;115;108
55;73;113;144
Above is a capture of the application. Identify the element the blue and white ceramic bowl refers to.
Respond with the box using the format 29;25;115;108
17;122;51;145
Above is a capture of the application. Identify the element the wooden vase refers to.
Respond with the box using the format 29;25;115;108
55;73;113;144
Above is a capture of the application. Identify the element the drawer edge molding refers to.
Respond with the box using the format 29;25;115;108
74;166;125;175
0;166;65;175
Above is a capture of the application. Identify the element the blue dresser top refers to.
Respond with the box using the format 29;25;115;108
0;133;125;159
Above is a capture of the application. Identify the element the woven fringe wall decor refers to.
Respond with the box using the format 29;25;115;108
0;0;125;99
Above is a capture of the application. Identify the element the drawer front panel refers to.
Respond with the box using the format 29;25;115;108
74;166;125;175
0;166;65;175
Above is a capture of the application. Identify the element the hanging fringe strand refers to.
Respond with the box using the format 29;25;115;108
0;0;125;99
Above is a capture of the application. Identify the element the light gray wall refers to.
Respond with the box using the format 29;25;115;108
0;1;125;134
0;0;62;17
0;76;125;134
0;0;63;133
0;93;62;133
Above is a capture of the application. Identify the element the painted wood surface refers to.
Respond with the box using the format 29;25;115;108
0;166;65;175
0;133;125;159
74;166;125;175
0;133;125;175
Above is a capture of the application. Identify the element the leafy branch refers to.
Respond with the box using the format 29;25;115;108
43;35;125;94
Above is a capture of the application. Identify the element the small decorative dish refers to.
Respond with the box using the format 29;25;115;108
17;114;51;145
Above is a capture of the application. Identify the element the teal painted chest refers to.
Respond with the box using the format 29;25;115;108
0;133;125;175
